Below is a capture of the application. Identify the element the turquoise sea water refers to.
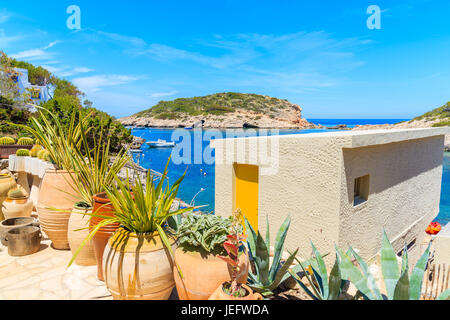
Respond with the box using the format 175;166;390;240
130;119;448;224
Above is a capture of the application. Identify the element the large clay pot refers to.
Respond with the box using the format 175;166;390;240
68;203;96;266
103;227;177;300
37;169;77;250
208;283;263;300
173;248;250;300
5;226;42;257
0;174;17;221
0;217;38;246
90;192;120;281
2;198;33;220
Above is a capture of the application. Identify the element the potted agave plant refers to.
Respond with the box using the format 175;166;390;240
174;210;250;300
65;124;129;270
69;158;192;300
209;209;262;300
14;107;92;249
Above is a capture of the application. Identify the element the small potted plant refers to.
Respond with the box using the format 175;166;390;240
2;187;33;220
209;209;262;300
174;211;250;300
69;158;193;300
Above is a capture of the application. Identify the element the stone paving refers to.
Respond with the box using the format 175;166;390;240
0;230;113;300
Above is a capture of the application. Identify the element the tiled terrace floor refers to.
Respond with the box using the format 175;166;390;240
0;236;113;300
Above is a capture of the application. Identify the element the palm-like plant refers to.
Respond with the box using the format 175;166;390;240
65;115;130;206
68;158;193;276
336;231;450;300
13;106;91;171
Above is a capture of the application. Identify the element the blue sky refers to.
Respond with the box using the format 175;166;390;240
1;0;450;119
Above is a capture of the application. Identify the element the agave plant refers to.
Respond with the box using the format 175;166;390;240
289;242;343;300
68;158;193;277
245;215;300;297
336;231;450;300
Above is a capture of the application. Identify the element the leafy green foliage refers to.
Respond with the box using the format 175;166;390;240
134;92;292;119
245;215;299;297
176;214;237;255
68;158;193;276
289;243;343;300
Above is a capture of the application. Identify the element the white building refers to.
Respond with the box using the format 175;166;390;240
12;67;52;111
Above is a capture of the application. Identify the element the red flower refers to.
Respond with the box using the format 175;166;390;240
426;222;442;235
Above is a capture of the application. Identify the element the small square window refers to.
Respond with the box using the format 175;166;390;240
354;175;370;206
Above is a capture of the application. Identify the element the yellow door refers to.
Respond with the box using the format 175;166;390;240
234;163;259;232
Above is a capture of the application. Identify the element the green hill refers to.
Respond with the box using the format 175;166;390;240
410;102;450;127
134;92;295;120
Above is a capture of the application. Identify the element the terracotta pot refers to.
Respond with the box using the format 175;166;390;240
68;204;96;266
0;174;17;221
2;198;33;220
209;283;263;300
173;248;249;300
90;192;120;281
104;227;177;300
0;217;38;246
37;169;77;250
5;226;42;257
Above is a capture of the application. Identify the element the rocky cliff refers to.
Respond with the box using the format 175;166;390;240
120;92;316;129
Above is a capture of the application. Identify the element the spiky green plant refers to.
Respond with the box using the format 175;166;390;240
12;106;91;171
17;137;34;145
176;213;236;255
0;137;15;145
30;149;38;158
63;116;130;206
68;158;193;279
289;243;343;300
245;215;300;297
37;149;47;160
16;149;30;157
336;231;450;300
7;187;27;200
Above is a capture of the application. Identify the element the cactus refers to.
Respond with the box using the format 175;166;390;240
7;187;28;200
17;137;34;145
16;149;30;157
30;149;38;157
37;149;47;160
30;144;43;158
0;137;15;145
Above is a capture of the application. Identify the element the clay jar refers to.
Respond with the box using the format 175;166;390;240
173;248;249;300
37;169;77;250
208;283;263;300
103;227;177;300
90;192;120;281
68;203;96;266
0;174;17;221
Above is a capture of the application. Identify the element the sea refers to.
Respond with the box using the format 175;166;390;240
130;119;449;225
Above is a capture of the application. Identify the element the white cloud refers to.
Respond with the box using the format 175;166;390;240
148;91;179;98
0;10;10;24
11;40;61;61
59;67;94;77
0;29;22;47
72;74;139;93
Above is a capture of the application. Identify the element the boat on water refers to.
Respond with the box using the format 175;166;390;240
146;139;176;148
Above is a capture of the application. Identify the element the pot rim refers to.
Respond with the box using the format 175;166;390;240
93;192;110;204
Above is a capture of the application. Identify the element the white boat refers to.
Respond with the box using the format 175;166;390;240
146;139;176;148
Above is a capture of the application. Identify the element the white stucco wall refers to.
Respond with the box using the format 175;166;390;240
212;128;448;265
